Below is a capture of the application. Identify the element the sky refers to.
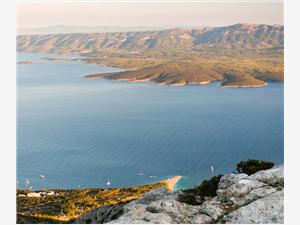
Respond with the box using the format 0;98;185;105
17;1;283;28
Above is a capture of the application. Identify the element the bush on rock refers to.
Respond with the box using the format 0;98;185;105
236;159;274;175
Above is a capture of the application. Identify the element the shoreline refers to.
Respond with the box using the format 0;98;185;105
17;175;182;192
17;51;280;89
85;75;272;88
17;165;283;224
221;82;268;88
163;175;182;191
17;178;174;223
17;60;47;65
17;176;182;222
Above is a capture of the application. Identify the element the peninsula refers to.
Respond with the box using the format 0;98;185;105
84;60;280;87
17;176;181;223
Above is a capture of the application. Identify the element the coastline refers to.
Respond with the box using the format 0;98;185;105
17;176;182;223
85;74;273;88
17;175;182;193
163;175;182;191
17;52;280;89
17;60;47;64
221;82;268;88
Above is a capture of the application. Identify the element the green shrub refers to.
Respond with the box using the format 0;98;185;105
178;175;222;205
178;193;200;205
236;159;274;175
178;159;275;206
191;175;222;197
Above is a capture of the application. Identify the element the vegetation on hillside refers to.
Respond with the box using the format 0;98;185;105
236;159;275;175
85;57;283;87
17;159;276;223
17;182;165;223
178;159;275;205
178;175;223;205
17;24;284;87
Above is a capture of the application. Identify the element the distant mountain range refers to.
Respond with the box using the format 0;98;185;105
17;23;284;87
17;23;283;53
18;25;180;35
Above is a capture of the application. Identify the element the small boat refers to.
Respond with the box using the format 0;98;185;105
107;179;111;186
25;179;30;185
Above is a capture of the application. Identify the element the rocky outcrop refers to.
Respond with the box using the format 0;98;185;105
74;203;127;224
74;166;284;224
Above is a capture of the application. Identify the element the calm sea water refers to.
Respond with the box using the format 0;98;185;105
17;52;284;190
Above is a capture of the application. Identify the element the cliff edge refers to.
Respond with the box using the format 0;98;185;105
75;166;283;224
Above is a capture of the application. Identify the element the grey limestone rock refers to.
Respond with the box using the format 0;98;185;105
74;166;284;224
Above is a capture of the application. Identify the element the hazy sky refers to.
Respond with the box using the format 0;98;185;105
18;1;283;28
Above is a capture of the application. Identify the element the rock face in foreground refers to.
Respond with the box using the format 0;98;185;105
75;166;283;224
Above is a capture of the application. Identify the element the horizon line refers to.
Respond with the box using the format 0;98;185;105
19;22;284;30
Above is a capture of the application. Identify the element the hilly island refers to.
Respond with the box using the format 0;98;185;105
17;23;284;87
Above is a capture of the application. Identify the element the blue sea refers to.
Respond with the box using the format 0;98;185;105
17;52;284;190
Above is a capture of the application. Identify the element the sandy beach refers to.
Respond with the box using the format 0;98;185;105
163;175;182;191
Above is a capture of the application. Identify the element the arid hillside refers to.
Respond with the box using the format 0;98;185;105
17;23;284;87
17;23;283;53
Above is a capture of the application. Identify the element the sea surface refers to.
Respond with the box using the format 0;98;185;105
17;52;284;190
